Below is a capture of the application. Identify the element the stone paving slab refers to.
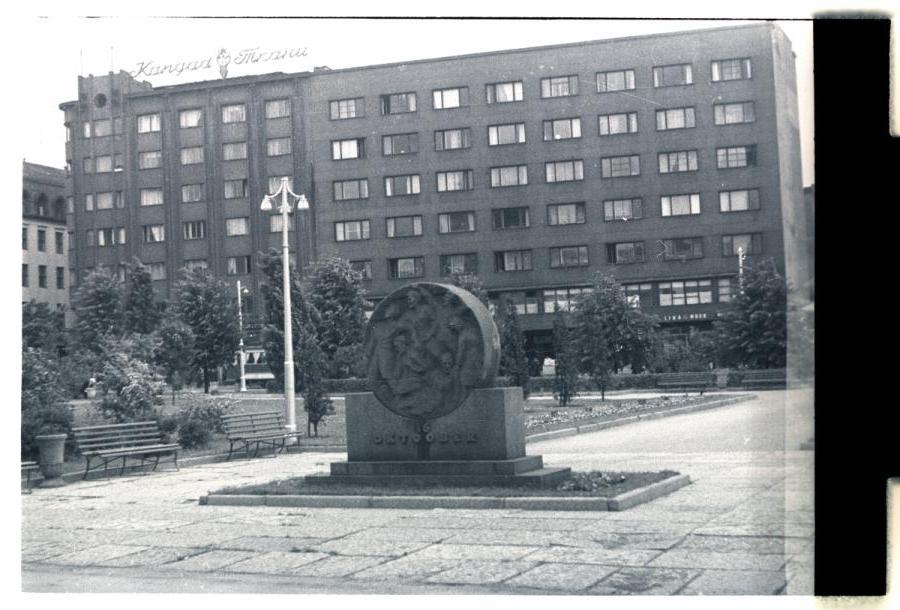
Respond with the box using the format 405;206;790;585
424;559;538;586
679;568;788;595
311;537;433;557
340;527;461;543
290;555;388;578
590;566;702;595
161;550;258;572
93;546;207;568
525;546;662;567
648;549;787;571
42;544;150;567
216;536;327;553
350;556;462;580
676;534;790;554
504;562;617;591
223;550;331;574
408;543;540;561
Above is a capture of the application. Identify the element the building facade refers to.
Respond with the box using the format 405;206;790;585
22;161;69;314
60;23;806;356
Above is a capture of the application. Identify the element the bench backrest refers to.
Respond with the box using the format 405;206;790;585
72;421;164;453
743;370;786;379
658;372;714;382
221;411;286;438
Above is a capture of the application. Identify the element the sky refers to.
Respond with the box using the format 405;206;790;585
15;16;815;186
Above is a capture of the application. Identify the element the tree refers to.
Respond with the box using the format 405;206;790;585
154;314;196;404
96;347;166;422
495;297;531;399
173;268;240;393
552;309;579;407
306;256;369;378
123;258;161;334
572;274;658;400
22;301;65;355
449;272;489;306
715;258;787;369
73;266;124;351
22;348;73;460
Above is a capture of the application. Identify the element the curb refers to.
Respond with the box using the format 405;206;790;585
525;394;754;443
199;473;690;512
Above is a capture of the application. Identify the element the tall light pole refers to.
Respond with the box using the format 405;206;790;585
738;246;746;294
236;280;249;392
261;177;309;438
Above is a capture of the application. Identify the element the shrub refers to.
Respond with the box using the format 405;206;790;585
97;351;166;422
21;348;73;460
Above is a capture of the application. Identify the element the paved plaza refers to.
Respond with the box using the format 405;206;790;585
21;389;813;595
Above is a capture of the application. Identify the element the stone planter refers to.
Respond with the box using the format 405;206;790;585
34;433;67;488
85;387;97;399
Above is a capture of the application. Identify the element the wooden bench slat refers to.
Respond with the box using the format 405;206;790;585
73;422;160;433
73;420;181;479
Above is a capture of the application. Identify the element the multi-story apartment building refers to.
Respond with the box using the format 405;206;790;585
22;161;70;315
60;23;806;356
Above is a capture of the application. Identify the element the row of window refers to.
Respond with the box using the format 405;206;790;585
329;103;755;162
84;215;294;247
22;227;65;253
22;264;65;289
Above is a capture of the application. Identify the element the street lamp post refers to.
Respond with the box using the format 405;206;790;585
236;280;248;392
738;246;746;293
261;177;309;438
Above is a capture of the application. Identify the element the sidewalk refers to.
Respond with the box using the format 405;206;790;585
21;391;813;595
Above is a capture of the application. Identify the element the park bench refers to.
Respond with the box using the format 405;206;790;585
221;411;302;460
21;461;40;493
656;371;716;395
72;421;180;480
740;369;786;389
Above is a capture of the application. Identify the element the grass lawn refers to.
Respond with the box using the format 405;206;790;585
214;470;680;498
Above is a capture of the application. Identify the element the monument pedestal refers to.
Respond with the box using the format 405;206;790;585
305;387;570;489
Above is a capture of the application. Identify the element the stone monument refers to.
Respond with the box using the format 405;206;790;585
306;282;571;487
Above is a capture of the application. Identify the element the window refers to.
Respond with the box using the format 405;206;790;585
96;192;115;210
22;227;27;250
486;81;524;104
83;157;93;174
386;215;423;238
93;119;111;137
623;283;653;308
113;117;123;134
142;224;166;243
382;133;419;156
137;113;161;133
598;112;638;136
269;214;294;233
225;217;250;236
433;87;469;109
329;98;364;120
139;150;162;169
719;189;760;212
545;160;584;183
223;142;248;161
38;265;47;288
438;211;475;234
332;138;365;160
600;155;640;178
267;176;294;195
712;58;752;82
661;193;701;217
97;227;125;246
659;279;713;306
65;124;71;142
56;267;65;290
55;231;64;254
543;117;581;141
541;75;579;98
334;220;370;242
221;104;246;123
490;165;528;187
492;206;530;230
548;202;585;226
66;196;74;213
333;178;369;201
380;92;417;115
596;69;636;93
22;264;28;287
183;220;206;240
436;170;474;192
716;145;757;169
148;263;167;280
350;260;373;280
265;137;292;157
181;146;204;165
85;230;94;246
662;237;704;260
184;259;208;272
722;233;763;256
37;228;46;252
85;194;94;211
603;198;643;221
440;253;478;276
607;241;645;264
384;174;421;197
488;123;526;146
434;128;471;151
656;107;696;130
718;278;734;303
550;246;589;268
182;183;204;203
140;188;164;206
265;99;291;119
658;150;699;174
82;121;92;139
389;257;425;279
95;156;113;173
714;102;755;125
114;154;124;171
495;250;533;272
543;287;592;313
653;63;693;87
179;109;203;128
224;179;248;199
226;256;252;275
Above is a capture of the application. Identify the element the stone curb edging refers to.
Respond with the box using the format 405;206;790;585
199;473;691;512
524;394;754;443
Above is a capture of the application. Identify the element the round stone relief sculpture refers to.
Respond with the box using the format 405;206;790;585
364;283;500;421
